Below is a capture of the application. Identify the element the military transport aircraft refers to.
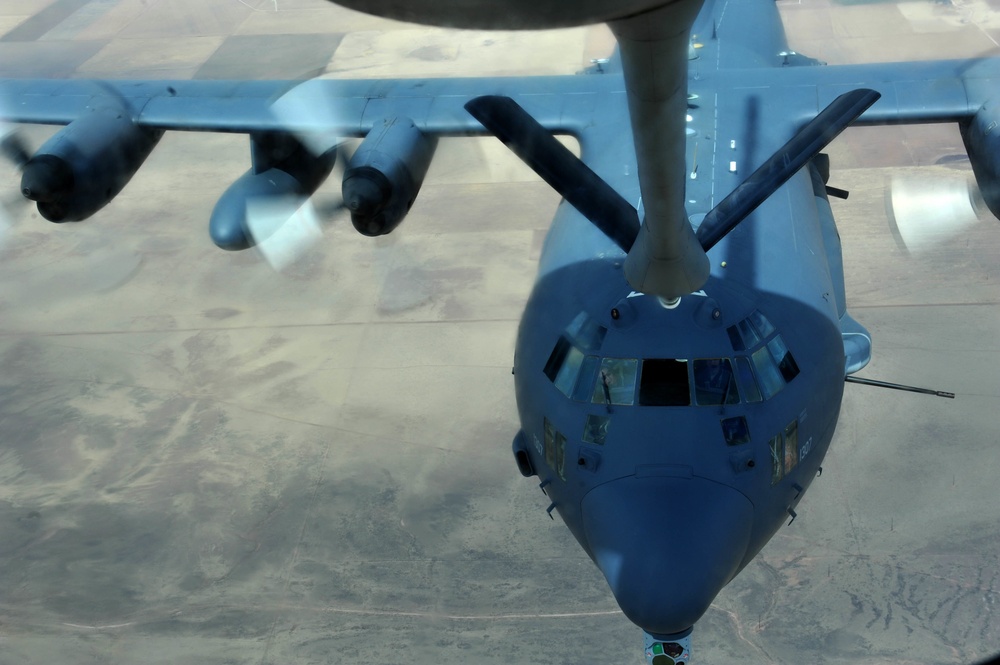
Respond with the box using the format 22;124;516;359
0;0;995;661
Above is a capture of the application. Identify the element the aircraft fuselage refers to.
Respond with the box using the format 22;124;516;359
511;0;854;640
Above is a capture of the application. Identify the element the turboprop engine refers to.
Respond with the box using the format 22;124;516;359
961;101;1000;220
19;106;162;222
342;117;437;237
884;102;1000;254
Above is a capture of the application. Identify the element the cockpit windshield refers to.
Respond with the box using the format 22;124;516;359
593;357;638;405
543;309;799;406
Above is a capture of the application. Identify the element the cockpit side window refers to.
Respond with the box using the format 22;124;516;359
728;310;773;351
552;344;584;396
751;346;785;399
734;357;763;403
543;418;567;480
639;359;691;406
565;311;607;352
583;414;611;445
727;311;797;396
767;335;800;382
545;336;599;401
592;358;638;406
544;418;557;468
769;434;783;485
721;416;751;445
571;355;600;401
737;319;761;349
693;358;740;405
783;420;799;475
555;429;566;480
748;310;775;337
543;337;571;383
726;325;745;352
769;420;800;485
747;333;800;399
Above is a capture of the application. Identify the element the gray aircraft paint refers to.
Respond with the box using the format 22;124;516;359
2;0;999;658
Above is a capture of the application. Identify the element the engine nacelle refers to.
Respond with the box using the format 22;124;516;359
961;102;1000;220
210;133;337;250
20;107;162;222
343;117;437;237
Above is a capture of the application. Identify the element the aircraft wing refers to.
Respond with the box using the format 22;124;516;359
711;58;1000;231
712;58;995;130
1;56;999;264
0;73;635;261
0;76;619;136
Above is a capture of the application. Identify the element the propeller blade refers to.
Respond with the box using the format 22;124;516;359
0;103;30;245
0;124;30;169
696;88;881;251
269;79;357;157
0;86;31;169
235;77;358;272
886;172;985;254
244;195;325;272
465;95;640;252
0;200;11;245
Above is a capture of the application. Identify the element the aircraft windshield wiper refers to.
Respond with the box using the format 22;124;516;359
600;370;613;413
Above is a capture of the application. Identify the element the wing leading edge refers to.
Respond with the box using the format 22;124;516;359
0;76;623;137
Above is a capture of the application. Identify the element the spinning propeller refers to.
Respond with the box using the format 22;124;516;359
0;121;30;170
231;78;437;272
0;106;34;245
243;193;345;272
886;170;988;255
208;78;356;272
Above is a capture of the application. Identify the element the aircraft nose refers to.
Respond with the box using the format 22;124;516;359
581;474;754;636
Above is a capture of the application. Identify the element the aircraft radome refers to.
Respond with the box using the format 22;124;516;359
0;0;997;661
